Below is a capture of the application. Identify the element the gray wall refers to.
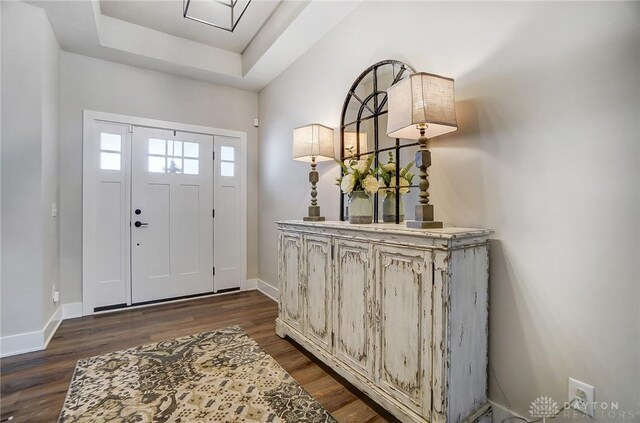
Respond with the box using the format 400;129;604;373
1;1;60;336
59;52;259;304
258;1;640;419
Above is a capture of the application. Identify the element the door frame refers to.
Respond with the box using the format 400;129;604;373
82;110;248;316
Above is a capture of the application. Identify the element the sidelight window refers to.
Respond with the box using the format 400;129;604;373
220;146;235;177
100;133;122;171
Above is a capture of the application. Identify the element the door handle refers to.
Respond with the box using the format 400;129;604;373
134;221;149;228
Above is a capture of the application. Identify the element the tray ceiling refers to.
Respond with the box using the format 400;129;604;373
33;0;362;91
100;1;281;53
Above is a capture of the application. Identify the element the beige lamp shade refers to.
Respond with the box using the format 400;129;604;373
386;72;458;140
292;124;335;163
343;132;368;156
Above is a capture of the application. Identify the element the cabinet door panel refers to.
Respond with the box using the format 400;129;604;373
334;239;374;379
376;245;432;416
279;232;303;332
304;235;332;351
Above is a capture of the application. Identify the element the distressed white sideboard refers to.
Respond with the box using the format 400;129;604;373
275;220;493;423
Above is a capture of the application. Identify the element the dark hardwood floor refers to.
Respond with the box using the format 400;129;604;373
0;290;396;422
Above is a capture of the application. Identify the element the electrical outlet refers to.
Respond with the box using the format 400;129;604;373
568;377;595;418
52;286;60;303
51;203;58;217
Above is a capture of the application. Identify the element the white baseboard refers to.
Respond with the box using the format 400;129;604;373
1;305;61;358
62;302;84;319
0;330;45;358
43;306;63;348
255;279;278;302
245;278;258;290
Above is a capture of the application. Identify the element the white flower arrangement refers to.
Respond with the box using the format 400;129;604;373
362;175;379;193
340;173;356;193
382;162;396;173
335;149;378;195
378;152;414;196
352;159;370;174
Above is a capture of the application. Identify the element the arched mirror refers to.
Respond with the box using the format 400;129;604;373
339;60;420;223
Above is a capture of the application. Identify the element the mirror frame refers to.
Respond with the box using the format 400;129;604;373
339;59;416;223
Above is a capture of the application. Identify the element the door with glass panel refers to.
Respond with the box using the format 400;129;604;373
213;136;243;292
131;127;214;303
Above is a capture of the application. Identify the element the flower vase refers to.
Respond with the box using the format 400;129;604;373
348;191;373;224
382;192;405;223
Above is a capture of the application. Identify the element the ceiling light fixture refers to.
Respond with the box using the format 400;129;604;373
183;0;252;33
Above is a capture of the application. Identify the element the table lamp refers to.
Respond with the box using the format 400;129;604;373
293;124;335;221
386;72;458;229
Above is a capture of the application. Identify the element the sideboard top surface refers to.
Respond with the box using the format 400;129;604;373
276;220;493;240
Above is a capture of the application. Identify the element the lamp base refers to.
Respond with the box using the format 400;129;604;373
304;205;325;221
407;204;442;228
406;220;443;229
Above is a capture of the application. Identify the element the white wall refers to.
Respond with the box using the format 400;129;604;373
258;1;640;420
59;52;259;304
1;1;60;337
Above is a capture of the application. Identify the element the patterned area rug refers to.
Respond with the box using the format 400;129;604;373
59;326;337;422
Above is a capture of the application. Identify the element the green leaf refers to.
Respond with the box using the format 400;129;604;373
363;154;374;174
400;160;415;177
335;158;349;174
406;173;414;184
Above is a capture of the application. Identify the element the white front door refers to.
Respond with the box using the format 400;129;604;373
131;127;214;303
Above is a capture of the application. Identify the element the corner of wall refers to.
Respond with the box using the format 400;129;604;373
0;305;62;358
256;279;278;302
39;0;62;339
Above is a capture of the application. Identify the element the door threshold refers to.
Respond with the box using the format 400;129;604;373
94;303;128;312
93;288;241;315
